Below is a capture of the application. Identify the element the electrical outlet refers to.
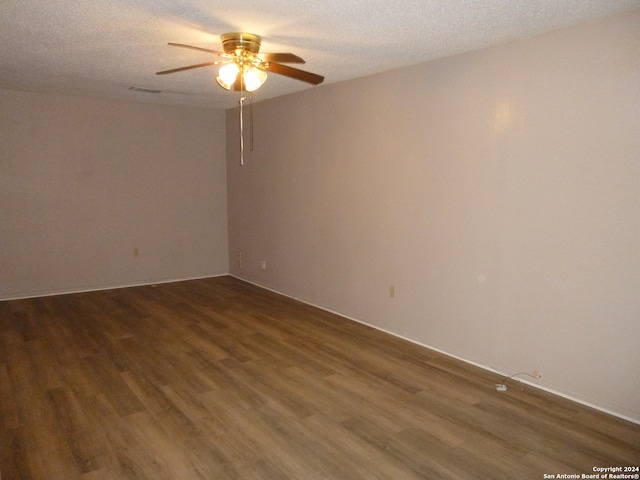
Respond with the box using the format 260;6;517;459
261;260;267;270
237;252;242;268
495;384;507;392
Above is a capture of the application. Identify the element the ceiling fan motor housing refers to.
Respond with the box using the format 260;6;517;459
221;33;262;55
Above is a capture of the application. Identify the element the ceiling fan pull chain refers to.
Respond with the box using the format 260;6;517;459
239;95;245;166
249;92;254;152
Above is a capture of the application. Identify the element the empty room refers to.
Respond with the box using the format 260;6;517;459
1;1;639;479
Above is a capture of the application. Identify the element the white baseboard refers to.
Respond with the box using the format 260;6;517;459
0;273;228;301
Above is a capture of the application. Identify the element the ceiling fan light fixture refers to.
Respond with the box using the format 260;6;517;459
216;76;232;90
243;66;267;92
216;63;240;90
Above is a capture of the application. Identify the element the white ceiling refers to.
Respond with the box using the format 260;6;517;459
2;0;639;109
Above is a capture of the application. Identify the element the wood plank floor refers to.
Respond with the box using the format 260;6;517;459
1;276;638;479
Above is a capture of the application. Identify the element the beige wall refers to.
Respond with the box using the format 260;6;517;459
227;12;640;422
1;91;228;298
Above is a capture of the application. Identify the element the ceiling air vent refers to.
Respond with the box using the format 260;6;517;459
128;86;162;94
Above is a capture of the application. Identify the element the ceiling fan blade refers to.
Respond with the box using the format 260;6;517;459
263;62;324;85
258;53;305;64
167;42;225;56
156;61;220;75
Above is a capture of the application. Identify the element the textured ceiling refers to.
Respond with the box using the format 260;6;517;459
2;0;639;109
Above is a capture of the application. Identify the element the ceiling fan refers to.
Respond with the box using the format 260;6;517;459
156;32;324;92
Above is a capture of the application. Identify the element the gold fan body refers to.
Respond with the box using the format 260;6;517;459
220;33;262;56
156;33;324;87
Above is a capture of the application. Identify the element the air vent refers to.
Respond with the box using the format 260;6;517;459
128;86;162;94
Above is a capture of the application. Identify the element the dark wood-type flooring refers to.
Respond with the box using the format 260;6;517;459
1;276;638;479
